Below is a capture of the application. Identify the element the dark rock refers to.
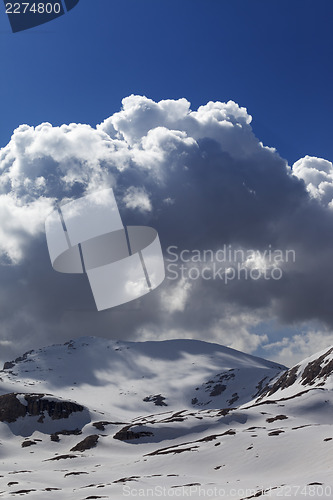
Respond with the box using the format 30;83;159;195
113;425;153;441
70;434;99;452
266;415;288;423
260;348;333;399
268;430;285;436
11;490;37;495
50;428;82;442
261;366;299;397
301;348;333;386
143;394;167;406
85;496;107;500
209;384;226;397
217;408;233;416
45;454;77;461
147;444;199;456
3;361;15;370
7;470;31;474
85;496;108;499
223;429;236;435
113;476;140;483
227;393;239;406
58;428;82;435
0;394;26;423
0;393;84;423
2;350;34;371
21;440;36;448
93;421;113;431
178;483;201;487
65;471;89;476
25;394;84;420
253;377;269;398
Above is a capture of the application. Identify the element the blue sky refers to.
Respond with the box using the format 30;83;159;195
0;0;333;165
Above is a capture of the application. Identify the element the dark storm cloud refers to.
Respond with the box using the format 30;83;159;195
1;95;333;363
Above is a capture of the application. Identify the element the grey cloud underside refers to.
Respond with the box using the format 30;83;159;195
0;95;333;362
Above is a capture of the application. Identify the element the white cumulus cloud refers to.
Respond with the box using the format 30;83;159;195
293;155;333;207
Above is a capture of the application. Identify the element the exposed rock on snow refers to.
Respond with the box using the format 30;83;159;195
0;393;84;423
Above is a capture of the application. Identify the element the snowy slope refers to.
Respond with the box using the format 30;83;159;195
0;337;286;419
0;337;332;500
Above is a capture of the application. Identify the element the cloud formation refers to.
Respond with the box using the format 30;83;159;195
292;155;333;208
1;95;333;365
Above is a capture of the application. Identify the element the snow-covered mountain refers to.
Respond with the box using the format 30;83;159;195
0;337;286;419
0;337;332;499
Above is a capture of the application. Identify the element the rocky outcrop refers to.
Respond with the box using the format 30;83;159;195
258;347;333;400
143;394;167;406
50;428;82;442
258;365;299;399
0;393;84;423
21;440;37;448
113;425;153;441
70;434;99;452
0;394;26;422
301;348;333;386
3;351;34;371
209;384;226;396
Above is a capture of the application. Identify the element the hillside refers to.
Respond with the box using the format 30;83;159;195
0;337;332;499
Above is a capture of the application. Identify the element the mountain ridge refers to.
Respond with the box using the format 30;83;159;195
0;337;287;418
